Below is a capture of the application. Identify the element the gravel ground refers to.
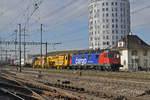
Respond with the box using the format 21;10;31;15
2;66;150;100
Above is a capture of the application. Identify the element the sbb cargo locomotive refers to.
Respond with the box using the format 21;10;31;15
33;50;122;71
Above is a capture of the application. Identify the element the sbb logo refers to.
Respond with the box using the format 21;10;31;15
75;59;87;65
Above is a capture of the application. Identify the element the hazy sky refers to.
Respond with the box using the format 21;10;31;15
0;0;150;54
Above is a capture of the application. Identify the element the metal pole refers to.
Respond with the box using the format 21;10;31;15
40;24;43;68
45;42;47;68
24;28;26;66
15;30;17;61
19;24;22;72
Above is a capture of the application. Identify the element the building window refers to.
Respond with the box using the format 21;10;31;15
132;50;138;56
106;8;109;11
112;13;114;17
121;25;123;28
106;35;109;39
120;3;122;6
112;24;114;28
112;19;114;23
103;25;105;28
115;2;117;6
106;13;109;17
106;19;109;22
143;50;148;56
103;36;105;39
116;19;118;22
102;8;105;11
106;2;108;6
116;30;118;34
118;42;124;47
116;24;118;28
107;41;109;45
106;25;109;28
115;13;117;16
121;8;123;11
102;3;105;6
112;41;115;45
112;2;114;6
112;30;114;34
103;42;106;45
112;8;114;11
115;8;118;11
121;30;123;34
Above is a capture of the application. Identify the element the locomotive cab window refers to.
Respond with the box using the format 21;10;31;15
95;55;99;59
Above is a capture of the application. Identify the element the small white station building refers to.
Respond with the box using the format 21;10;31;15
113;35;150;71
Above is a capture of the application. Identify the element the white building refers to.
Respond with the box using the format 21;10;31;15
88;0;130;49
113;35;150;71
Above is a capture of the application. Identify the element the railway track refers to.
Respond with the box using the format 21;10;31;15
2;68;150;100
22;70;150;100
0;70;83;100
0;73;44;100
23;70;150;89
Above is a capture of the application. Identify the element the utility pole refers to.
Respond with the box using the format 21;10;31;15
45;42;47;68
14;29;17;61
40;24;43;68
24;28;26;65
19;24;22;72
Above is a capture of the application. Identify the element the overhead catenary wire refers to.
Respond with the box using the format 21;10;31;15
131;5;150;14
48;1;150;41
1;0;150;52
41;0;147;41
0;1;34;40
27;0;87;41
28;0;87;32
42;0;80;19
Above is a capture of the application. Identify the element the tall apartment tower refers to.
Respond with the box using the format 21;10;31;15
88;0;130;49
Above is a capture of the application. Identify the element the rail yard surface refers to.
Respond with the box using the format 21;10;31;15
1;66;150;100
